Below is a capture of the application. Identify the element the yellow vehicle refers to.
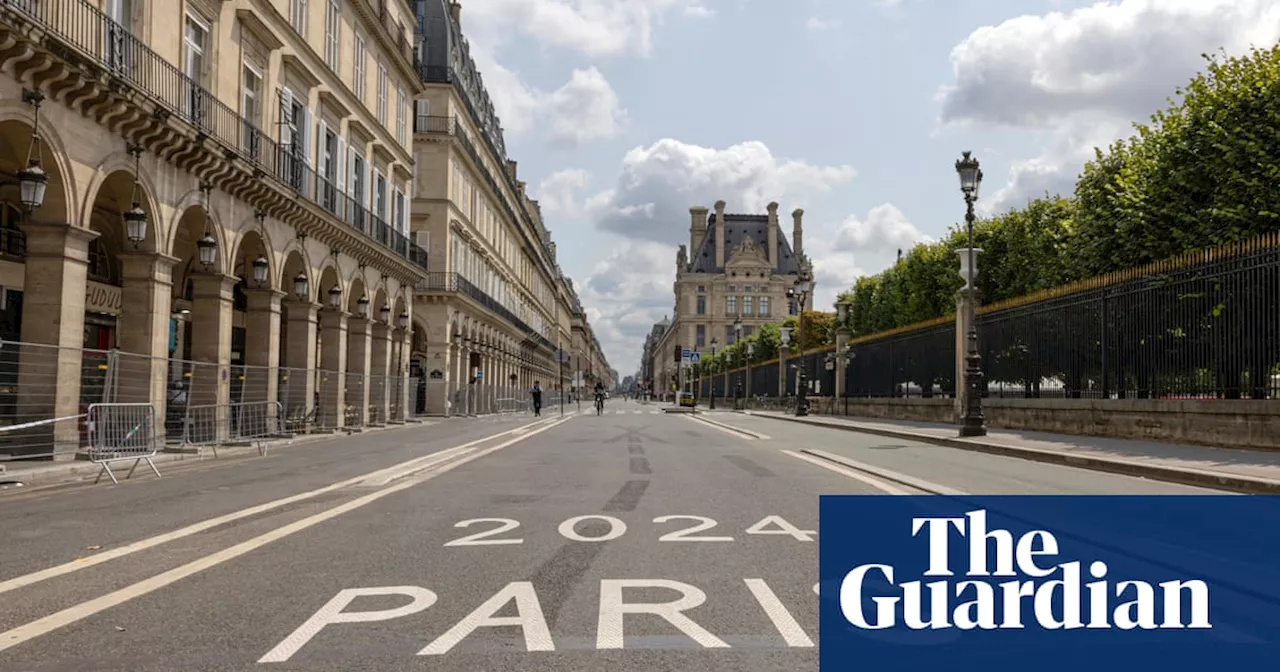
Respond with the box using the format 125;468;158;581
678;392;697;408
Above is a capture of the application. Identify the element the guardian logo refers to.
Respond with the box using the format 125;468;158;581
838;509;1212;631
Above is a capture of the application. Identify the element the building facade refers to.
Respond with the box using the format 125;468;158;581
0;0;430;459
650;200;813;396
408;0;610;414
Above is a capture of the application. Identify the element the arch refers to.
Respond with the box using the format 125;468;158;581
279;248;311;302
167;187;230;274
372;286;390;321
81;153;163;253
0;103;77;226
230;227;276;290
345;275;368;315
316;264;343;310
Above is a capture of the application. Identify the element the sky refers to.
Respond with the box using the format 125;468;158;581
451;0;1280;378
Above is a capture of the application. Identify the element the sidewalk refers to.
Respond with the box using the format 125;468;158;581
0;419;435;490
744;410;1280;494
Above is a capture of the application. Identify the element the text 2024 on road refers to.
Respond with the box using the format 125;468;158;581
443;514;817;546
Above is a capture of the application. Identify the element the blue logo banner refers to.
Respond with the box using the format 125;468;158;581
819;495;1280;670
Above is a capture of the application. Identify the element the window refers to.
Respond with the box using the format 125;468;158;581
414;99;430;131
695;325;705;348
324;0;340;70
182;13;208;118
376;62;387;124
696;295;706;315
374;171;387;220
394;188;405;233
396;87;406;144
727;296;736;315
696;285;706;293
725;325;735;345
743;295;753;316
760;297;769;317
291;0;308;37
353;33;366;100
241;63;262;155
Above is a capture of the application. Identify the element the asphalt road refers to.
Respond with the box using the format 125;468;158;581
0;400;1219;671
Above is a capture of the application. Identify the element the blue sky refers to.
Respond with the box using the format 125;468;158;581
454;0;1280;375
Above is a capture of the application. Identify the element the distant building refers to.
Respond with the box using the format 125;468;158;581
650;200;813;396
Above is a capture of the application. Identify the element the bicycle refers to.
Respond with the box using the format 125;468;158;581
595;394;605;415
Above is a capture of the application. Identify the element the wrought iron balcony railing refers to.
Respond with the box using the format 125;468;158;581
0;0;428;273
415;272;556;351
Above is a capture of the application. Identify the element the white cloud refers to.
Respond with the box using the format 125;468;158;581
685;3;714;18
806;203;934;308
536;169;594;217
472;60;627;146
584;138;856;243
458;0;705;59
805;16;841;31
940;0;1280;212
576;240;682;372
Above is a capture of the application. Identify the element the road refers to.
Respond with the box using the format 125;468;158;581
0;399;1214;671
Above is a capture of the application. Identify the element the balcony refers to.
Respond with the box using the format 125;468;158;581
0;0;428;274
415;272;556;352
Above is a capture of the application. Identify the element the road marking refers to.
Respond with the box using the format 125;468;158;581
689;415;771;440
745;579;813;647
597;579;729;649
0;418;571;655
802;449;967;496
420;581;554;655
0;419;558;598
684;415;760;440
780;450;916;495
259;586;438;663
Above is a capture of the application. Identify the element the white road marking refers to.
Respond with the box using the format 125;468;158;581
0;418;571;654
780;450;916;495
745;579;814;647
259;586;438;663
802;449;967;496
0;420;554;598
597;579;729;649
420;581;554;655
558;515;627;542
684;415;758;440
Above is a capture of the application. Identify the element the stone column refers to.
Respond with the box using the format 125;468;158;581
243;288;284;405
778;345;790;398
370;321;392;424
188;273;236;416
346;316;371;427
282;299;318;427
116;252;178;441
834;330;850;415
17;222;97;460
318;310;348;429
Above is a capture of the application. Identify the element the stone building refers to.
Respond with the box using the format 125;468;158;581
0;0;431;458
650;200;813;396
408;0;610;414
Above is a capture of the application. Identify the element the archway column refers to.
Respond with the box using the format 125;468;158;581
188;273;237;430
318;310;348;429
18;221;97;460
369;321;391;424
115;251;179;441
244;288;284;406
346;316;371;428
282;300;319;425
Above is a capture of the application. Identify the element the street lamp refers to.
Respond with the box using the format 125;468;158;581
18;89;48;212
380;304;391;323
293;272;309;301
956;150;987;437
732;316;743;407
398;312;409;328
356;295;369;318
708;338;718;409
328;285;342;310
785;267;814;416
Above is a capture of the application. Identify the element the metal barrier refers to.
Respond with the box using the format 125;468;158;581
182;401;286;458
86;402;161;484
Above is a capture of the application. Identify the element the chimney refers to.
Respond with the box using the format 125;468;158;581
714;200;726;268
689;205;709;257
792;208;804;261
766;201;779;269
449;1;461;26
506;159;517;180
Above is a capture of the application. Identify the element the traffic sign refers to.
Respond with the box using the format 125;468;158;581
681;348;691;361
689;352;702;364
475;370;484;380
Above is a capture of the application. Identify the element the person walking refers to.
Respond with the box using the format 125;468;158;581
530;381;543;417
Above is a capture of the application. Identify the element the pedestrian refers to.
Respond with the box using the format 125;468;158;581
530;381;543;417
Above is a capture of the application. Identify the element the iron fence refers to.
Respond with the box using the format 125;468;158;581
86;402;160;484
699;235;1280;402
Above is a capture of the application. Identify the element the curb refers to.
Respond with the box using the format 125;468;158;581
0;420;437;490
743;411;1280;495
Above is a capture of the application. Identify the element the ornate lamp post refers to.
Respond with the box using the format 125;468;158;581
956;150;987;437
731;316;742;408
785;267;814;416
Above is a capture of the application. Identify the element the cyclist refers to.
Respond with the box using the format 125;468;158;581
594;381;606;415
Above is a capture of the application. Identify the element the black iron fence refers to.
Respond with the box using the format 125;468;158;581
1;0;428;271
696;234;1280;401
416;272;556;352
